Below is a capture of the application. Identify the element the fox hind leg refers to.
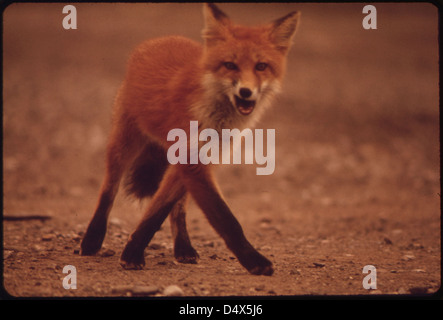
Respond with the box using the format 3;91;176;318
120;165;187;269
80;145;132;255
81;112;143;256
123;143;198;263
169;194;199;264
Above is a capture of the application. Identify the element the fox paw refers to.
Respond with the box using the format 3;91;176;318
248;263;274;276
80;226;106;256
174;242;199;264
120;259;145;270
239;251;274;276
120;241;145;270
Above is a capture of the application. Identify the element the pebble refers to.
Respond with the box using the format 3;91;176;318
111;285;159;296
131;286;159;296
260;217;272;224
32;244;45;251
203;241;214;247
41;234;54;241
99;248;116;257
163;285;184;296
408;242;424;250
260;221;271;229
255;285;265;291
312;262;325;268
289;269;301;275
109;217;123;226
402;254;415;261
71;234;82;241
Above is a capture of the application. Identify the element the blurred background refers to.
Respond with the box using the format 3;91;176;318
3;2;438;210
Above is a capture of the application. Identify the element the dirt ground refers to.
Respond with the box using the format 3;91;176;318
2;3;441;300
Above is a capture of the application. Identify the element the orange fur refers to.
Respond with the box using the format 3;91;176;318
81;3;300;276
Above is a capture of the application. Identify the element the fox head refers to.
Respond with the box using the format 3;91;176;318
199;3;300;129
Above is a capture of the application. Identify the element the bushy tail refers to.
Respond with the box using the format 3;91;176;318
124;142;169;199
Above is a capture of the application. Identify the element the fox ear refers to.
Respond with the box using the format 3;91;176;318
202;3;231;46
269;11;300;53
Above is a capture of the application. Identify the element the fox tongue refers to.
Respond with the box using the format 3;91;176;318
235;96;255;115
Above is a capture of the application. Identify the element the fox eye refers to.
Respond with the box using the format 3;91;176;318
224;62;238;71
255;62;268;71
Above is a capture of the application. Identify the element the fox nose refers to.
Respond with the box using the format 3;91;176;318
239;88;252;99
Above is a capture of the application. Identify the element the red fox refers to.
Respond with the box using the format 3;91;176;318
80;3;300;276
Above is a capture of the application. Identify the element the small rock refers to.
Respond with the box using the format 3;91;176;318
209;254;219;260
408;242;424;250
260;222;271;229
312;262;325;268
131;286;159;296
383;237;393;245
203;241;214;247
259;217;272;224
255;285;265;291
100;248;116;257
32;244;45;251
71;234;82;241
402;254;415;261
41;234;54;241
161;242;173;250
111;285;159;296
412;243;424;249
163;285;184;296
109;217;122;227
289;269;301;275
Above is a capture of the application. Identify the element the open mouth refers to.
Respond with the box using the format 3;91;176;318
234;95;256;115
